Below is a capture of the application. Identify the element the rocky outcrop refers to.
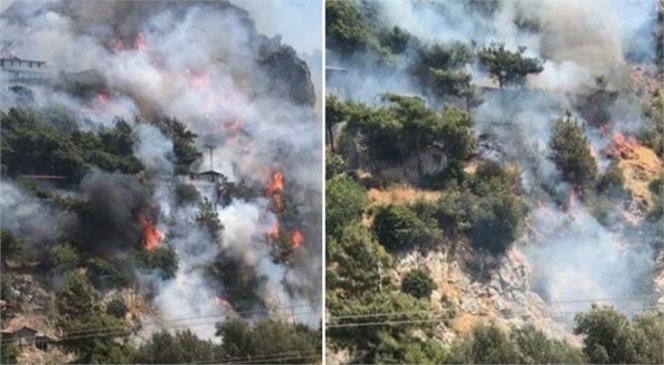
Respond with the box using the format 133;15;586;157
259;39;316;106
396;246;572;345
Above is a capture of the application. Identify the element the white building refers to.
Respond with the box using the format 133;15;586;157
0;56;47;83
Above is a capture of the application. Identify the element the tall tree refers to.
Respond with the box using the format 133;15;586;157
549;114;598;187
478;42;543;88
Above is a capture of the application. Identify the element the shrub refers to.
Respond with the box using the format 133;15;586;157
106;299;128;319
401;269;435;299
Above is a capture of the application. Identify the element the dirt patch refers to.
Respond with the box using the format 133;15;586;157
368;185;441;206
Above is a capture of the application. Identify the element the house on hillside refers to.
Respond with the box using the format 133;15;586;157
0;56;47;84
1;325;55;350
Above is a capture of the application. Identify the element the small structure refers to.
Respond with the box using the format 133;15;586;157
0;56;47;84
2;324;57;351
190;170;226;184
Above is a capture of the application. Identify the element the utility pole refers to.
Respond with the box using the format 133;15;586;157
204;145;215;170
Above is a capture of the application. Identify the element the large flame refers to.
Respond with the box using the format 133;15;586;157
265;171;284;208
611;132;638;156
290;229;304;250
139;214;163;252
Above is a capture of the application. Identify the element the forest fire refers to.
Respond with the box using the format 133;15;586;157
223;120;243;132
188;69;209;88
266;222;280;240
568;188;579;208
265;171;284;208
97;93;109;105
134;32;148;53
291;229;304;250
139;214;163;251
214;297;231;310
611;132;638;156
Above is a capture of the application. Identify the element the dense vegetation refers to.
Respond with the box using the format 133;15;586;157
325;0;664;363
0;106;320;364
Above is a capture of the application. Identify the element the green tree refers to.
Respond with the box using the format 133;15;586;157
549;114;598;187
1;230;24;259
632;311;664;364
327;223;393;295
196;198;223;240
45;242;79;275
0;343;20;364
56;272;130;364
511;325;585;364
155;118;201;174
597;160;627;199
446;324;521;364
401;269;435;299
326;94;349;153
216;317;321;364
326;0;378;57
327;290;430;364
174;183;200;206
86;257;133;290
133;330;223;364
574;305;638;364
372;204;440;252
106;299;128;319
326;177;368;239
478;42;543;88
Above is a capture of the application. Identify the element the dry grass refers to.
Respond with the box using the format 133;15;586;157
616;144;662;211
368;185;441;206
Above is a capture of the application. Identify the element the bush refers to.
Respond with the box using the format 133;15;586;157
372;204;439;252
597;160;626;199
1;229;24;258
326;177;368;239
45;242;80;275
106;299;128;319
401;269;435;299
86;257;133;290
175;183;200;206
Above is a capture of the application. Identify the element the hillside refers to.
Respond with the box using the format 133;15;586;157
0;1;322;364
325;0;664;364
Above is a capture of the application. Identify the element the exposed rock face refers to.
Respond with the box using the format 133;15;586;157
396;246;572;345
260;41;316;106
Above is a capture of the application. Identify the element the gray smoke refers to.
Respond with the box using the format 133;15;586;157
1;0;321;338
327;0;660;321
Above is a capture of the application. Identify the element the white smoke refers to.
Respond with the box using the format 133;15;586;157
1;0;321;339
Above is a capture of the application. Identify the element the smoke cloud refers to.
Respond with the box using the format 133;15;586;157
1;0;321;339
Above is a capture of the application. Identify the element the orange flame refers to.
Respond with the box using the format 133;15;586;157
139;214;163;252
568;188;579;208
266;222;280;240
611;132;638;156
97;93;109;105
291;229;304;250
223;121;242;132
265;171;284;208
134;32;148;53
589;144;597;159
188;69;209;88
214;297;231;309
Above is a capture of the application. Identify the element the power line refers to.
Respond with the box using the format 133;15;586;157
0;310;320;344
326;295;662;323
42;303;315;338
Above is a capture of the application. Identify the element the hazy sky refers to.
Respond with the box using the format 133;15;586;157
236;0;322;55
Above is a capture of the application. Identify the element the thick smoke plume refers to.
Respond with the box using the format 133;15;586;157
1;0;321;338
